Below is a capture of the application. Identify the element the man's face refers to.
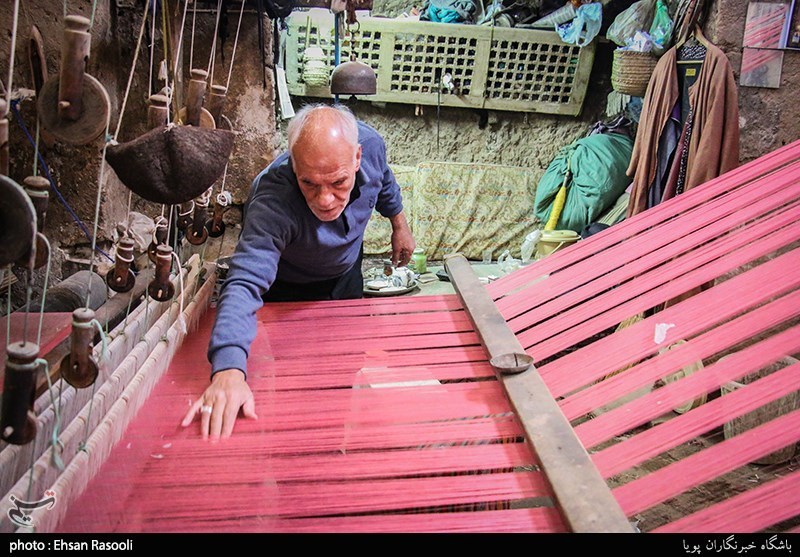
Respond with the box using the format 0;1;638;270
292;140;362;222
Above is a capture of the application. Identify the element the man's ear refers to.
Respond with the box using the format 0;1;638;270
355;145;363;171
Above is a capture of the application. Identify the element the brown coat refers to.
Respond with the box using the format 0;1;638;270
626;28;740;218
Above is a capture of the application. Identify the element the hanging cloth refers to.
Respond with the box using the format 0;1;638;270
626;27;739;219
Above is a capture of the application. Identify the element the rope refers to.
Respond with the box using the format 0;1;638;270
148;0;157;99
225;0;247;92
5;0;20;109
189;0;197;72
35;235;53;348
84;115;113;309
168;0;192;125
207;0;225;85
39;358;65;471
9;101;112;262
171;251;187;335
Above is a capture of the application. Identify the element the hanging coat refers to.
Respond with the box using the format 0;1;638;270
626;27;740;218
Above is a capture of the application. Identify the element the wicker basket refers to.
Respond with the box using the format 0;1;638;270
611;49;658;97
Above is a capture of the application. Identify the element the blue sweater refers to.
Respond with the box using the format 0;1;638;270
208;122;403;377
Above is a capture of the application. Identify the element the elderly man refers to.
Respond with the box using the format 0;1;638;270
182;103;415;440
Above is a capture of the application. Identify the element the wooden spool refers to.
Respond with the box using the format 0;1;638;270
186;198;210;246
0;342;40;445
148;245;175;302
205;84;227;125
184;68;209;127
176;201;194;232
148;219;169;264
106;237;136;293
147;94;170;130
206;196;227;238
23;175;51;269
59;307;99;389
37;15;110;145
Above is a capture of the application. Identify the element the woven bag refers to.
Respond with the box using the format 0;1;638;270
611;49;658;97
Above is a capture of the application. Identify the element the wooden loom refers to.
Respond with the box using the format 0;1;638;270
2;140;800;534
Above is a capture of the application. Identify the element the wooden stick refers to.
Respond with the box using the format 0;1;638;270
58;15;91;122
444;253;634;533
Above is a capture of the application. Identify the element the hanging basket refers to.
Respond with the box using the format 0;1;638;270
611;49;658;97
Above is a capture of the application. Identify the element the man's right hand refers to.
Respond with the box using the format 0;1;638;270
181;369;258;441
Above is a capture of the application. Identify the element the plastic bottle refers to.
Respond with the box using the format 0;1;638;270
410;248;427;273
520;230;541;264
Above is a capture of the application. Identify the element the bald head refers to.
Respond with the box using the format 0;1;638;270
287;104;359;156
287;104;363;222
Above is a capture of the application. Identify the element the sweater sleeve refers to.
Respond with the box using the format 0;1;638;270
207;171;297;378
368;130;404;218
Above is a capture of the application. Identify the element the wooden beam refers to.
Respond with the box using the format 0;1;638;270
444;253;634;533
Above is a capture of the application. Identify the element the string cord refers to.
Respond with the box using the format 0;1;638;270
207;0;225;85
9;101;112;262
83;116;113;309
5;0;20;109
35;236;53;348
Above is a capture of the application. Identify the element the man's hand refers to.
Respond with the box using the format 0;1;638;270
389;211;415;267
181;369;257;441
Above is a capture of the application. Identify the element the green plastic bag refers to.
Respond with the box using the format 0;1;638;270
534;133;634;233
649;0;674;55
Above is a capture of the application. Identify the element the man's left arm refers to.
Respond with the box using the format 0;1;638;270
370;133;416;267
389;211;415;267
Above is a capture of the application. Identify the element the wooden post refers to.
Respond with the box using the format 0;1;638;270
205;84;227;126
23;176;50;231
185;68;208;126
106;237;136;293
147;93;170;129
58;15;92;122
1;342;40;445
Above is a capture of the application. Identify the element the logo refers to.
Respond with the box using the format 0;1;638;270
7;490;56;528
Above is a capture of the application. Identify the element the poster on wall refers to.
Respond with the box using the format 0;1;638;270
740;1;788;88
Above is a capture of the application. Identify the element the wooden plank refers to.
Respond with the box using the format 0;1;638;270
444;253;634;533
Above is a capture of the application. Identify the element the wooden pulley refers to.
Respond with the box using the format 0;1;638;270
205;84;227;126
1;342;40;445
148;244;175;302
185;197;210;246
0;174;37;267
59;307;99;389
183;68;210;128
106;236;136;293
37;15;110;146
104;124;234;205
147;93;170;130
28;24;48;96
23;175;51;269
176;201;194;231
205;192;230;238
148;218;169;264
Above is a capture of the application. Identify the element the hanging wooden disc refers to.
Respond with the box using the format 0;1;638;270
0;175;37;267
37;73;110;146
